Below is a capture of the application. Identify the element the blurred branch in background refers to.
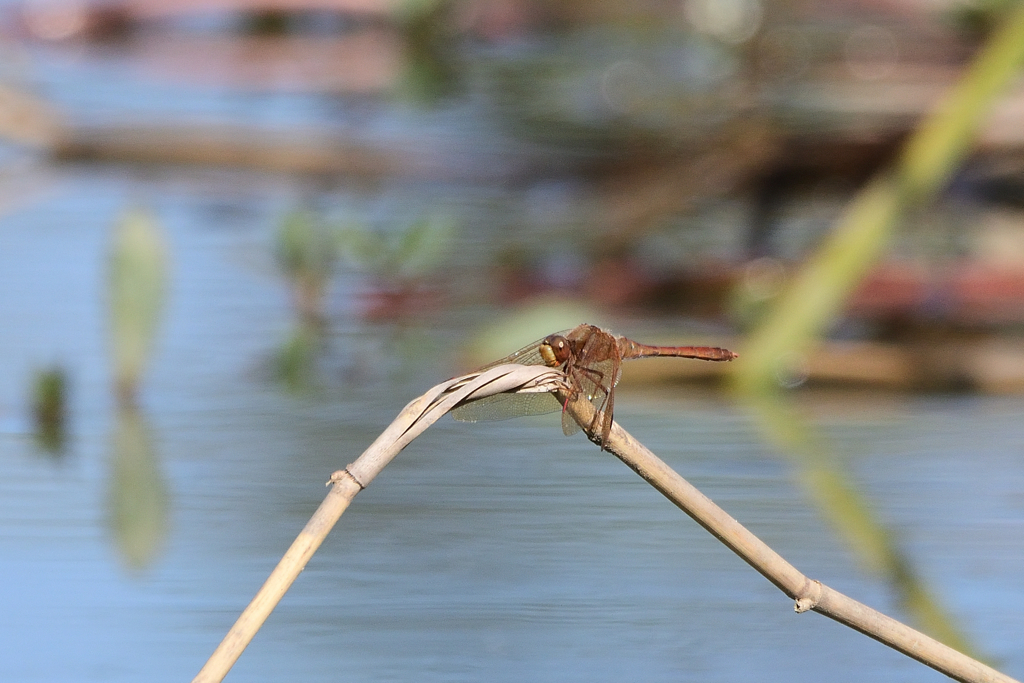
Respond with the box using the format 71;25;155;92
52;123;408;177
595;118;777;254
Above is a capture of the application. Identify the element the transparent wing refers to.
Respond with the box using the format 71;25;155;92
450;330;571;423
560;327;620;437
465;329;571;373
451;391;562;423
561;409;581;436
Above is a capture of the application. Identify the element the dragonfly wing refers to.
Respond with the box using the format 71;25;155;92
467;329;572;372
573;359;613;404
561;409;581;436
450;329;571;424
451;391;562;423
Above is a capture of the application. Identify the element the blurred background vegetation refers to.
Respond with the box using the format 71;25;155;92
9;0;1024;388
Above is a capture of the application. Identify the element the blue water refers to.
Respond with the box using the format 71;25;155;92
0;32;1021;683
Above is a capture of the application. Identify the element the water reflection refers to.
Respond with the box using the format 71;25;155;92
108;403;168;571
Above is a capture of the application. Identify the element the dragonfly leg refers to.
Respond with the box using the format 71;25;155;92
558;385;579;413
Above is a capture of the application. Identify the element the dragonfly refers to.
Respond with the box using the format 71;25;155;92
451;323;737;445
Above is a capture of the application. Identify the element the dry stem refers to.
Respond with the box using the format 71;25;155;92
191;364;566;683
558;388;1018;683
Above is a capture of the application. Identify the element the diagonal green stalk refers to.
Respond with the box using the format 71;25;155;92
730;7;1024;657
734;5;1024;392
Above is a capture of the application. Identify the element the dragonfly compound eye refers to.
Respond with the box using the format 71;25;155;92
539;335;572;365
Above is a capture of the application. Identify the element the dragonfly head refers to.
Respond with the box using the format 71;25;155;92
539;334;571;367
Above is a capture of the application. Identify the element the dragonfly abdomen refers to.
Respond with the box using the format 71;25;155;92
619;339;737;362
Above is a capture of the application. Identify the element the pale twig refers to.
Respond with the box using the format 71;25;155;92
191;364;566;683
558;389;1018;683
